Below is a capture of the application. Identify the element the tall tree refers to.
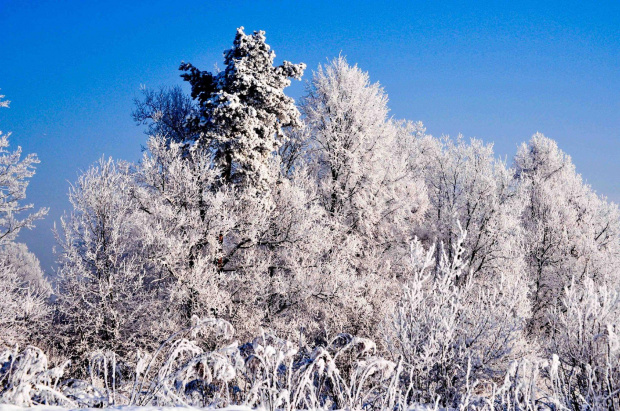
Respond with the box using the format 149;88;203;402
180;27;305;195
299;57;429;336
515;133;620;331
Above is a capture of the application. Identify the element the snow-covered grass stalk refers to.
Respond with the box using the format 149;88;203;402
0;346;73;407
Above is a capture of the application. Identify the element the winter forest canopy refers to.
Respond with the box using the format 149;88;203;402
1;27;619;410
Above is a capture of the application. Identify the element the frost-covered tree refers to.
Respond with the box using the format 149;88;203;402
0;108;48;244
295;57;429;337
418;136;527;290
515;133;620;331
0;95;50;348
54;158;167;362
1;242;50;296
132;85;198;144
0;244;51;348
301;57;427;241
180;27;305;194
133;137;236;329
133;136;358;341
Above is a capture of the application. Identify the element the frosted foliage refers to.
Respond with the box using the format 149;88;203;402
0;134;48;245
0;97;49;348
181;27;306;195
302;57;427;239
133;137;237;328
385;227;526;407
545;278;620;409
133;136;389;341
419;136;526;291
515;133;620;330
0;346;72;407
55;158;169;359
0;248;50;348
0;243;50;296
297;58;429;335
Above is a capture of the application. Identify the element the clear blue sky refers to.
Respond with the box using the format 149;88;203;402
1;0;618;273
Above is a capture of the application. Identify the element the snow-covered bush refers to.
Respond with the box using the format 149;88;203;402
385;225;528;407
0;345;72;407
543;278;620;409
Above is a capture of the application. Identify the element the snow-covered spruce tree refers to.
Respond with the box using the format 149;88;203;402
54;158;168;365
180;26;305;195
515;133;620;332
0;95;50;348
298;57;428;337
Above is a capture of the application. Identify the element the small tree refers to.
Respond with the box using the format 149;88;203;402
54;158;166;363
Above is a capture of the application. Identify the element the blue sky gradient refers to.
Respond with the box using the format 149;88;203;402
0;0;618;273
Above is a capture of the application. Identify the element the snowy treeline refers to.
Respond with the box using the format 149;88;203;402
1;28;619;409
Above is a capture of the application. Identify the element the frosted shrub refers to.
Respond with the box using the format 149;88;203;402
544;278;620;409
386;224;527;407
129;316;238;407
0;253;50;348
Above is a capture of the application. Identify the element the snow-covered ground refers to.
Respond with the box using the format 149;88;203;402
0;407;256;411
